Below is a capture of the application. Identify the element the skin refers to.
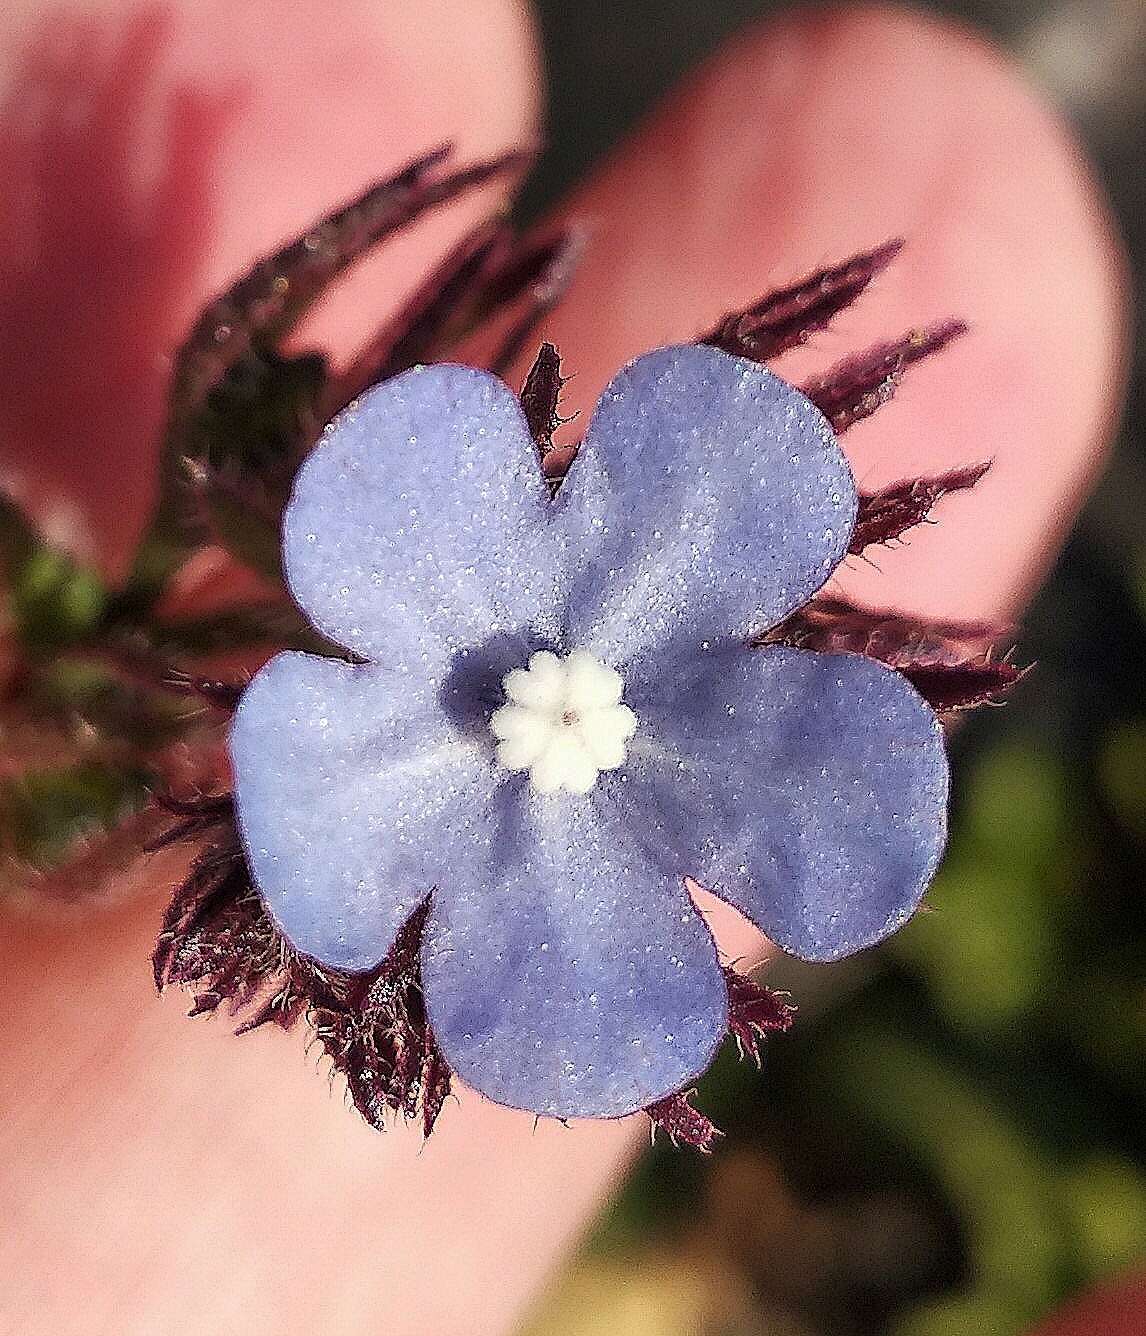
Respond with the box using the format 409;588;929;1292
1030;1272;1146;1335
0;2;1128;1333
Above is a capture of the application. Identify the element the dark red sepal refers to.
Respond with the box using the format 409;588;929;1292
646;1090;723;1152
310;900;453;1135
769;597;1025;713
147;790;235;852
770;596;1003;659
420;1046;454;1138
898;657;1028;711
804;319;968;433
519;341;568;452
850;461;992;555
162;671;245;715
325;224;585;414
700;240;904;362
329;218;509;409
488;227;587;375
170;145;528;414
152;799;455;1135
723;966;796;1065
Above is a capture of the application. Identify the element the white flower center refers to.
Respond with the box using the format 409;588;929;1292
490;650;638;795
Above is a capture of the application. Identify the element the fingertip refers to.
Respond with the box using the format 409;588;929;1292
541;2;1128;622
0;0;541;570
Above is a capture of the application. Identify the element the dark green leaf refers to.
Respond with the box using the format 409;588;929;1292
0;762;150;870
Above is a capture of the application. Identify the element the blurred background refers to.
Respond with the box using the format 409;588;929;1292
517;2;1145;1334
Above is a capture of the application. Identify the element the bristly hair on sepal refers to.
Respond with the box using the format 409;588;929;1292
641;965;796;1147
307;897;454;1135
768;597;1027;714
520;340;570;455
151;790;455;1135
700;240;905;363
647;1089;724;1152
803;319;968;434
851;462;993;557
638;967;790;1143
723;964;796;1064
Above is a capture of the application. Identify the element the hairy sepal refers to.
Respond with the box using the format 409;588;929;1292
770;598;1025;712
152;795;453;1135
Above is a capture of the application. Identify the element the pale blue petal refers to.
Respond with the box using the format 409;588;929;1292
421;788;728;1118
230;652;500;971
553;345;857;676
283;364;565;679
616;645;948;961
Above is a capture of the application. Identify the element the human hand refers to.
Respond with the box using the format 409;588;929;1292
0;2;1125;1333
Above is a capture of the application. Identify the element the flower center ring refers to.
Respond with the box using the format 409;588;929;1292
490;650;638;795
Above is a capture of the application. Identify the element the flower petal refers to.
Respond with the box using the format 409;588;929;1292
554;345;857;674
621;645;948;962
230;651;499;971
283;364;564;676
421;790;729;1118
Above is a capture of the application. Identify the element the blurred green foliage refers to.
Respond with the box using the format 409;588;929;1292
0;761;149;868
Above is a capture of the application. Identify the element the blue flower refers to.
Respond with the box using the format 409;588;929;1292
229;344;948;1120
